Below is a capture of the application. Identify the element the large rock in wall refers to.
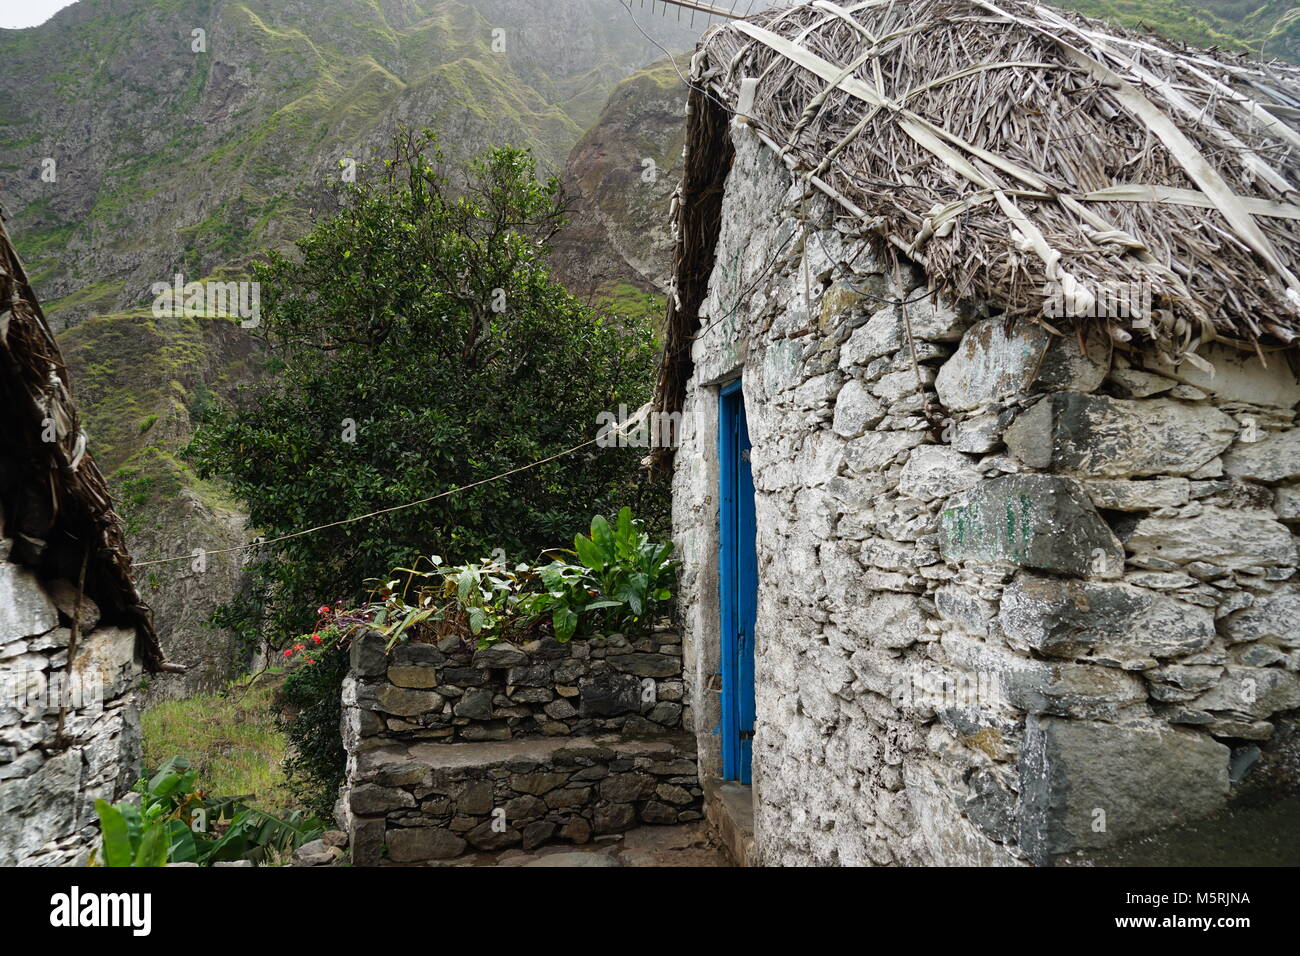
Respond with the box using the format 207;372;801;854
670;129;1300;866
0;542;143;866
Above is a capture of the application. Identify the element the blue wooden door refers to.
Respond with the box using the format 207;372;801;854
719;381;757;784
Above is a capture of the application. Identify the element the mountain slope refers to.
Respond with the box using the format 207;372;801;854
1062;0;1298;60
551;57;687;323
0;0;695;326
58;310;263;698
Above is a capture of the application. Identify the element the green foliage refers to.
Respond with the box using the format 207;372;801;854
189;132;665;815
189;131;664;649
91;756;323;866
92;799;170;867
568;506;675;627
353;506;674;649
276;643;350;819
142;677;294;815
368;554;547;648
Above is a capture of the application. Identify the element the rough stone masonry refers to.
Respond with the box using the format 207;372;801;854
341;624;703;863
670;129;1300;865
0;509;143;867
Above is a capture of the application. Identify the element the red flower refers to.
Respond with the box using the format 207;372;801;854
306;659;316;665
294;643;306;651
311;634;322;644
282;649;292;658
317;605;330;615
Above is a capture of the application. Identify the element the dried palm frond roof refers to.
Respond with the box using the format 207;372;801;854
0;213;168;672
653;0;1300;450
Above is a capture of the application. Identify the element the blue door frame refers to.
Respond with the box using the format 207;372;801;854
719;380;757;784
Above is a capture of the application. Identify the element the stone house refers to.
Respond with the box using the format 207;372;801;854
653;0;1300;865
0;215;170;866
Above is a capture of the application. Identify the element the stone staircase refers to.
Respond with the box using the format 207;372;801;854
341;624;703;864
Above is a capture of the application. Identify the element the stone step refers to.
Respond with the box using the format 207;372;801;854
348;732;702;864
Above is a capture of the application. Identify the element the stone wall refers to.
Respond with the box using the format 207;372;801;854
344;626;688;745
348;734;702;863
341;625;702;863
0;531;143;866
670;127;1300;865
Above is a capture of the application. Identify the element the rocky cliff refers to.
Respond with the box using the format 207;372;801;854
551;58;687;323
0;0;695;325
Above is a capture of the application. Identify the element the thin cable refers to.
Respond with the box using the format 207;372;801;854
130;435;605;568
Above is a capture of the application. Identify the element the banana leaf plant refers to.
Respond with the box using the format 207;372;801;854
91;757;324;866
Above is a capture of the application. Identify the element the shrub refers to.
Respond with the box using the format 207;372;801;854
192;133;669;814
91;756;323;866
276;633;350;820
188;130;665;654
356;507;675;648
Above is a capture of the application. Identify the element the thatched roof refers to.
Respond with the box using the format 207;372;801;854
0;214;167;672
653;0;1300;468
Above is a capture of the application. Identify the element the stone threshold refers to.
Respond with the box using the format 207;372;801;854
703;776;755;866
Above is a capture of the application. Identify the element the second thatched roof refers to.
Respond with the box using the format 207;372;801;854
0;214;167;672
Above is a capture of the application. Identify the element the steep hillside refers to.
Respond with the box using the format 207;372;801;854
58;308;266;698
1062;0;1298;60
551;58;687;325
0;0;695;326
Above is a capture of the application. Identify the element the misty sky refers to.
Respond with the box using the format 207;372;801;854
0;0;78;29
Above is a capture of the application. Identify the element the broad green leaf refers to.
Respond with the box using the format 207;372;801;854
94;800;133;869
590;514;614;556
166;820;198;863
134;821;169;867
553;607;578;642
573;534;605;572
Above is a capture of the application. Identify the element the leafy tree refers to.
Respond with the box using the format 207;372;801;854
192;129;663;645
189;131;665;809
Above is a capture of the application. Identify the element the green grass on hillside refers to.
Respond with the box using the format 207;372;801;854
142;677;296;816
597;281;668;328
1056;0;1298;58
